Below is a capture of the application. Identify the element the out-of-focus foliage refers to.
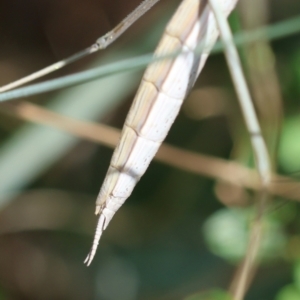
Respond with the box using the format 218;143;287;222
276;285;300;300
279;116;300;172
275;261;300;300
184;289;233;300
203;208;287;262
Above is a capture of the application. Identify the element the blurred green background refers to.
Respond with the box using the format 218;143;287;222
0;0;300;299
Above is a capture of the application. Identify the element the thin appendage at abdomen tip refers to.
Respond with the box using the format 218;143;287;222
95;205;101;215
84;252;94;266
84;212;106;266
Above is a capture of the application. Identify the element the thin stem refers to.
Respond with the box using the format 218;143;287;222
209;0;271;184
209;0;272;299
0;47;98;93
2;101;297;202
0;52;157;101
0;0;161;93
95;0;161;49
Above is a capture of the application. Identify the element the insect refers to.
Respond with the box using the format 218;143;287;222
84;0;239;265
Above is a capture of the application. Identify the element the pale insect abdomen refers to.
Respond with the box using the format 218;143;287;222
85;0;238;265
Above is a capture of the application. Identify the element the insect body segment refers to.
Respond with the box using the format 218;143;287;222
85;0;238;265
